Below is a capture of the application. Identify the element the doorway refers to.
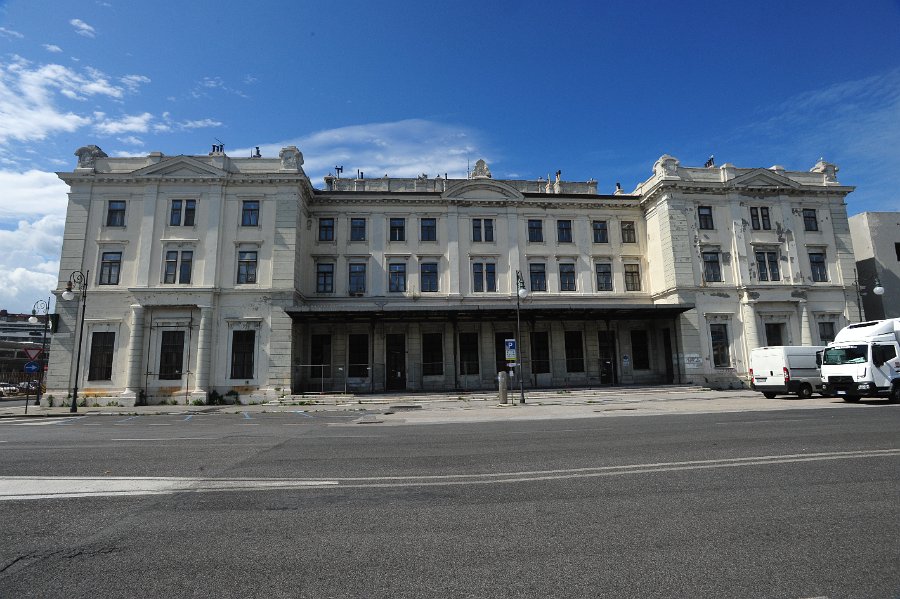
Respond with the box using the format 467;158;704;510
385;334;406;390
598;331;618;385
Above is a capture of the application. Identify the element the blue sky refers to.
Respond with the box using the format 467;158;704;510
1;0;899;313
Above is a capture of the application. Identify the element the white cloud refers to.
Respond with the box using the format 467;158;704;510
94;112;153;134
70;19;96;38
44;44;63;53
0;27;24;39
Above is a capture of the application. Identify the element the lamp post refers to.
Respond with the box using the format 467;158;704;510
515;270;528;404
61;270;89;413
27;298;51;412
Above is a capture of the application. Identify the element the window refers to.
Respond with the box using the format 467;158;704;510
87;331;114;381
621;221;636;243
230;330;255;379
557;220;573;243
99;251;122;285
751;207;772;231
163;250;192;284
350;218;367;241
531;331;550;373
106;201;125;227
348;334;369;377
237;250;257;284
310;334;331;378
459;332;479;375
316;263;334;293
528;219;543;242
389;263;406;292
158;330;185;380
698;206;714;230
559;264;577;291
170;200;196;226
702;252;722;283
818;322;836;344
595;263;612;291
624;263;641;291
389;218;405;242
592;221;609;243
709;323;730;367
318;218;335;241
564;331;584;373
472;263;496;292
802;209;818;232
420;262;438;292
348;263;366;295
529;263;547;291
755;251;780;282
809;252;828;282
420;218;437;241
241;200;259;226
422;333;443;376
631;330;650;369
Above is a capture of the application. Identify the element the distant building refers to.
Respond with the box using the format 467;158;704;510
46;146;859;404
848;211;900;320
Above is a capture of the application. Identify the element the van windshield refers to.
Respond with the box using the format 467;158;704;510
823;345;868;365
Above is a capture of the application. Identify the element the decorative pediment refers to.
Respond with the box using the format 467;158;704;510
728;168;800;190
442;179;524;202
131;155;228;178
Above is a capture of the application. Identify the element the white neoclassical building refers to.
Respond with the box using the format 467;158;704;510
45;145;859;404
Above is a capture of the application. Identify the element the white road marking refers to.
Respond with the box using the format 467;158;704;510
0;449;896;501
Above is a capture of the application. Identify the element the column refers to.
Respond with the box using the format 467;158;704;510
799;302;813;346
121;304;144;400
192;306;213;398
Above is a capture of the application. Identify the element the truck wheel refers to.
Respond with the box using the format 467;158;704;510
763;392;777;399
843;395;860;403
797;383;813;399
889;386;900;404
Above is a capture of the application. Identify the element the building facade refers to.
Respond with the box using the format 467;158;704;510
45;146;860;404
848;211;900;320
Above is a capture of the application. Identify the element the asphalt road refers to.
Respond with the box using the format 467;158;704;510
0;406;897;598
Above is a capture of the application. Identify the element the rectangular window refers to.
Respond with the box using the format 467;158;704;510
803;208;818;231
755;251;780;282
230;330;255;379
528;219;543;242
459;332;480;375
472;219;482;242
809;252;828;282
420;262;438;292
170;200;182;226
237;250;257;284
389;263;406;292
348;263;366;294
761;207;771;230
350;218;367;241
702;252;722;283
592;221;609;243
531;331;550;374
241;200;259;226
158;330;184;380
624;263;641;291
164;250;192;284
422;333;443;376
389;218;406;242
183;199;196;226
631;330;650;370
698;206;714;230
621;221;636;243
420;218;437;241
529;263;547;292
99;251;122;285
750;207;760;231
106;201;125;227
559;263;577;291
316;263;334;293
310;334;332;378
557;220;573;243
595;263;612;291
709;324;730;367
87;331;114;381
348;334;369;377
818;322;836;344
564;330;585;373
318;218;335;241
484;218;494;242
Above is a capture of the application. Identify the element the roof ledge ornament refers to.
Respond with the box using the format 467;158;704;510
75;145;107;170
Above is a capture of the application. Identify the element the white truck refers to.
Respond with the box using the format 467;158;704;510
749;346;826;399
820;318;900;403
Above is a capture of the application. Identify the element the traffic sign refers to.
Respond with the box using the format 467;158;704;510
505;338;517;361
23;347;42;360
24;361;40;373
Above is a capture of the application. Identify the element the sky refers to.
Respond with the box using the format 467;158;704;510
0;0;899;314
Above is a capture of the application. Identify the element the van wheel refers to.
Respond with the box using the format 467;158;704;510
843;395;860;403
889;386;900;404
763;392;777;399
797;383;813;399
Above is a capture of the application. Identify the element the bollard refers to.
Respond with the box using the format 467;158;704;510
497;371;508;404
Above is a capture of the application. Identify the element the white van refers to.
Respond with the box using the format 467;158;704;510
749;346;826;399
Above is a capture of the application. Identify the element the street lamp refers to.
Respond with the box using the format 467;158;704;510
27;298;51;412
61;270;89;413
515;270;528;404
